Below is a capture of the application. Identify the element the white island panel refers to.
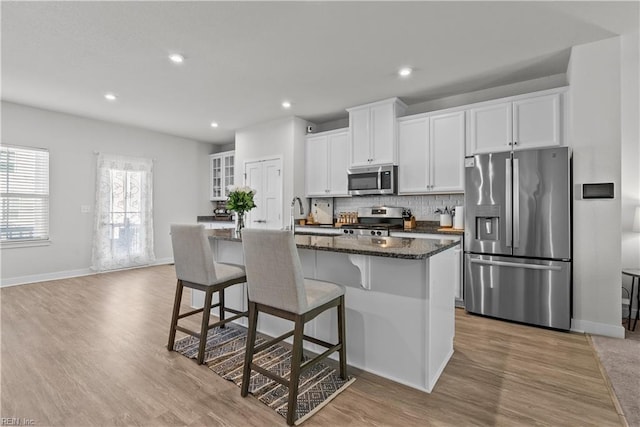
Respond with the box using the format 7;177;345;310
201;233;457;393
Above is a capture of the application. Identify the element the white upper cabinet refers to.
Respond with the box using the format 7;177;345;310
398;116;430;192
398;110;465;194
347;98;407;167
430;111;465;192
210;150;235;200
468;102;512;154
467;89;565;155
328;132;349;196
305;129;349;197
512;93;561;150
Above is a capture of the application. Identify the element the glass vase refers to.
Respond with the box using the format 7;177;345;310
235;212;245;233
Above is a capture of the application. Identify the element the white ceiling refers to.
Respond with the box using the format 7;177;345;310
2;1;638;144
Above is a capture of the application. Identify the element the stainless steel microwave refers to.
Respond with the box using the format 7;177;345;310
347;165;397;196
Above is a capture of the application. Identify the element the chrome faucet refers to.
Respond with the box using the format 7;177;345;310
290;197;304;232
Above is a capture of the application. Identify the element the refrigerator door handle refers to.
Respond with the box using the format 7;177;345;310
505;158;512;247
513;158;520;248
470;258;562;271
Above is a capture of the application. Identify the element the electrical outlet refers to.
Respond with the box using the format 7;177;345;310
81;205;91;213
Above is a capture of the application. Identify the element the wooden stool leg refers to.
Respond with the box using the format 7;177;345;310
287;315;305;426
629;277;640;331
197;288;214;365
219;289;226;328
337;295;348;380
241;301;259;397
167;280;184;351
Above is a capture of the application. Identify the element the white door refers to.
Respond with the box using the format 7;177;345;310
244;158;283;229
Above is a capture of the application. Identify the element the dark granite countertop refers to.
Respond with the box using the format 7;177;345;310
207;229;459;260
397;221;464;236
197;215;234;222
295;221;464;236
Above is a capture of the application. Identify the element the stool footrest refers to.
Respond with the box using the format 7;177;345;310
253;330;295;354
302;334;334;349
301;344;342;374
177;302;223;320
175;325;200;338
207;312;247;330
177;307;205;319
250;363;290;387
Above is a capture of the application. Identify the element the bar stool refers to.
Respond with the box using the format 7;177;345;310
168;224;248;364
240;229;347;426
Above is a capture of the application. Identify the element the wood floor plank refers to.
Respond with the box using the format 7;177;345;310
1;265;622;426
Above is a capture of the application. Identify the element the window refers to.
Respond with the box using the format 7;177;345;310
92;154;155;271
0;145;49;244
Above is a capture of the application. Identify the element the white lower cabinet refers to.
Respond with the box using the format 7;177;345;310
199;221;234;230
391;232;463;305
201;237;457;393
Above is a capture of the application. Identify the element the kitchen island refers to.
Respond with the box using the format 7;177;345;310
203;229;459;393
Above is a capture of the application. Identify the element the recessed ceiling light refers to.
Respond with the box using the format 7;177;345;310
210;122;219;128
398;67;413;77
104;93;117;101
282;101;291;109
168;53;185;64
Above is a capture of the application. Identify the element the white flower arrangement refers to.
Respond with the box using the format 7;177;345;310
225;185;257;214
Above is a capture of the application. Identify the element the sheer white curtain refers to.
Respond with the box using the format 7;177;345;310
92;154;155;271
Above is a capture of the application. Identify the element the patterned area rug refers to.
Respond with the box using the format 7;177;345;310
173;325;355;425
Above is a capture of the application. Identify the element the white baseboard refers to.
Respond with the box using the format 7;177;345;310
571;318;626;339
0;257;174;288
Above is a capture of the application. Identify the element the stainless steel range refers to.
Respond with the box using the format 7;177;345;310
341;206;407;236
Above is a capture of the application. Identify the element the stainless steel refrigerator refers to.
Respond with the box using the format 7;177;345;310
464;146;571;330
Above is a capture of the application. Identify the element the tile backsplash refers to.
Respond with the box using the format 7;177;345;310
333;194;464;221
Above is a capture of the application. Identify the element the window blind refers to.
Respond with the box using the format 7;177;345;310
0;145;50;242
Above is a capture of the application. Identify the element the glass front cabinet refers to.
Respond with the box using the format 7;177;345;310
209;151;235;201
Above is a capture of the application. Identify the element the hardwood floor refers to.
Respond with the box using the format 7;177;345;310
1;265;623;426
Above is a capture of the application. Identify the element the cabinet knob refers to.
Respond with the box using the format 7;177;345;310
513;141;518;145
508;142;513;146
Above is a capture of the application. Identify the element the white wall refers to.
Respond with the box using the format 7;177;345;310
1;102;216;285
621;30;640;317
234;116;310;227
567;37;624;337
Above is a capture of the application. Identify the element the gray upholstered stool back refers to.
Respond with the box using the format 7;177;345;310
241;229;307;314
170;224;218;285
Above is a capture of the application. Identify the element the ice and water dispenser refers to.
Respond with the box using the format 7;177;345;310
473;205;501;241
